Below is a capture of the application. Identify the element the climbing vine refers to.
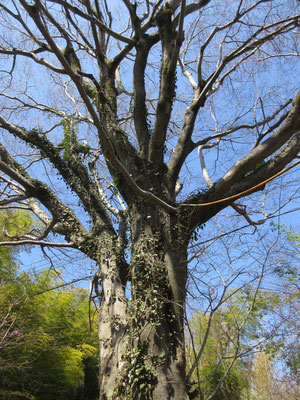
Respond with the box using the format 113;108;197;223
60;117;90;160
114;232;177;399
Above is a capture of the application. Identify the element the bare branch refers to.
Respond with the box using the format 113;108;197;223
213;92;300;198
0;239;74;248
49;0;135;44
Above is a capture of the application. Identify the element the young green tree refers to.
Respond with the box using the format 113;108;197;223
0;268;99;400
0;1;299;399
0;210;35;399
265;226;300;400
0;209;34;278
0;211;99;399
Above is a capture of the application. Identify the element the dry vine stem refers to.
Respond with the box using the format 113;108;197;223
181;160;300;208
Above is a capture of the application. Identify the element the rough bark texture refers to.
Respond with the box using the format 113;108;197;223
0;1;299;400
97;234;128;399
97;204;190;399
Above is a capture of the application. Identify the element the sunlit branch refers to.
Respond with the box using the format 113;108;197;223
0;239;74;248
178;57;197;89
89;151;124;218
26;197;66;236
198;138;220;188
115;65;133;96
0;194;28;206
0;47;66;74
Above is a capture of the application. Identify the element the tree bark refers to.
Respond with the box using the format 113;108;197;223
97;233;128;399
98;206;190;399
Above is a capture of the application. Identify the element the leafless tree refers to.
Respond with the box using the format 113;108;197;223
0;1;299;399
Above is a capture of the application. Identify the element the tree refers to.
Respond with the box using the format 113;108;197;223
0;266;99;400
0;209;98;400
185;225;300;400
186;310;251;400
0;209;34;276
0;209;35;386
0;1;299;398
185;286;283;399
251;352;299;400
264;225;300;400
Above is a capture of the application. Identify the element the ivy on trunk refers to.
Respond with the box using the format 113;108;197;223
0;1;300;399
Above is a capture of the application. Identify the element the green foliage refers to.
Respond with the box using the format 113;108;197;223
186;285;286;399
200;363;249;400
115;344;157;400
60;118;78;160
275;226;300;381
0;233;99;400
0;209;34;239
186;309;251;400
0;209;35;278
59;118;90;161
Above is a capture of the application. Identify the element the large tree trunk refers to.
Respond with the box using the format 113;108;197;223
98;207;190;399
97;233;129;399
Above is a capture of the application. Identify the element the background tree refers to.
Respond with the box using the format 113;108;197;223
0;1;299;399
0;264;99;400
185;225;300;400
0;208;98;400
186;309;251;400
250;351;299;400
